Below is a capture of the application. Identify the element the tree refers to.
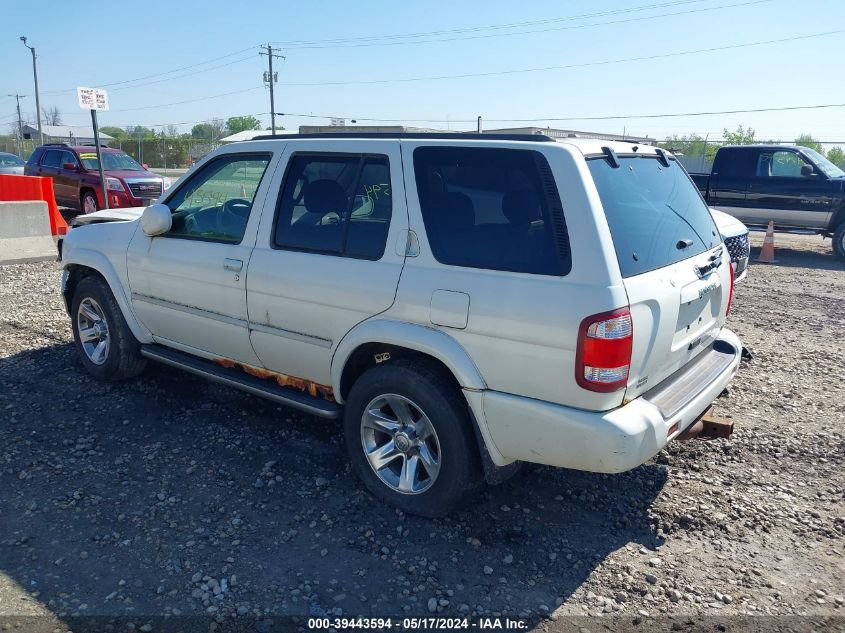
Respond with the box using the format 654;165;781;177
226;115;262;134
827;146;845;167
795;134;824;153
191;119;226;141
125;125;156;139
723;125;756;145
660;133;719;163
41;105;62;126
100;126;128;140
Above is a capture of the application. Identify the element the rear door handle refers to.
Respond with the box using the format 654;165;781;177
223;258;243;272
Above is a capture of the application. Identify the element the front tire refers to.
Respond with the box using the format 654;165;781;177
344;360;483;517
81;190;98;214
833;222;845;261
71;276;146;381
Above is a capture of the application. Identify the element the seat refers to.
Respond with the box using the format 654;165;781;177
285;179;347;251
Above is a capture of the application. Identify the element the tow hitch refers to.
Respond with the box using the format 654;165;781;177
741;346;754;362
677;408;735;441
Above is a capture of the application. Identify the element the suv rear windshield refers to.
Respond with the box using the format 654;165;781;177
588;155;719;278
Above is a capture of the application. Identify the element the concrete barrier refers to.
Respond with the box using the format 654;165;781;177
0;201;57;265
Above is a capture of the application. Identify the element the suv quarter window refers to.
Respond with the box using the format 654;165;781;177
413;146;570;276
162;153;271;244
273;153;393;260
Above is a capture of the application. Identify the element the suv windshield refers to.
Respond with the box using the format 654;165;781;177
79;151;144;171
588;155;719;278
801;147;845;178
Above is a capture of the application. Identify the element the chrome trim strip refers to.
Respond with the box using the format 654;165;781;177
249;321;333;349
131;292;248;328
140;346;340;419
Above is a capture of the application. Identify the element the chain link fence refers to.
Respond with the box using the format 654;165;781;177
0;135;218;168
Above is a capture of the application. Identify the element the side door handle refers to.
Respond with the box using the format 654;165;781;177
223;258;243;272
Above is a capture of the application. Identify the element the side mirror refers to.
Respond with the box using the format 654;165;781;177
801;164;814;177
140;203;172;236
63;162;77;171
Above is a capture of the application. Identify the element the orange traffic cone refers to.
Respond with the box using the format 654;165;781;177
756;220;778;263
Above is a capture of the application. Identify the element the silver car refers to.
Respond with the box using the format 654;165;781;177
0;152;25;175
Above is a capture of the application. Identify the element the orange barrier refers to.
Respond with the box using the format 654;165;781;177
756;220;778;264
0;174;68;236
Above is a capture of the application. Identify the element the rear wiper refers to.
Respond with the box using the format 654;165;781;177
676;238;693;250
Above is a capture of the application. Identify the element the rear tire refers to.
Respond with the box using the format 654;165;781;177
71;276;146;381
344;360;483;517
81;190;98;214
833;222;845;261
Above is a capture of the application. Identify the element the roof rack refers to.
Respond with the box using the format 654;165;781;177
249;132;556;143
43;142;70;147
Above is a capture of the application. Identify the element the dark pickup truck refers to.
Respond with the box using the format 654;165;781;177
691;145;845;260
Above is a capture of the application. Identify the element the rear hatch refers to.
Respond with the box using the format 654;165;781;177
587;149;731;401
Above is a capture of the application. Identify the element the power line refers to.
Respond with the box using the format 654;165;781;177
272;0;772;49
279;28;845;87
276;102;845;124
42;46;261;96
270;0;710;47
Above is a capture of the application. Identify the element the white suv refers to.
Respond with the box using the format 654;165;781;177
60;133;742;516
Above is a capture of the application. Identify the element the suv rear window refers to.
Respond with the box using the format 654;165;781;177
413;146;569;276
588;155;719;278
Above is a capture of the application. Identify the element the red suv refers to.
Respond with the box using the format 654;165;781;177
25;144;169;213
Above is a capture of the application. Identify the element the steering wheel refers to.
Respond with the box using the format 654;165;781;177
216;198;251;235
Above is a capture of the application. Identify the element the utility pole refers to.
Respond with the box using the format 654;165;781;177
20;37;43;145
260;44;284;135
8;93;26;156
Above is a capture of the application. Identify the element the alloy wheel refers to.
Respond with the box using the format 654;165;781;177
360;393;442;495
77;297;110;365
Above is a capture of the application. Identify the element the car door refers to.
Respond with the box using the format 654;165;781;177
708;148;756;224
126;150;277;365
39;149;69;205
246;139;408;387
54;150;81;205
745;149;834;228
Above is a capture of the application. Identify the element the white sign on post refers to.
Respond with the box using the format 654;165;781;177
77;87;109;111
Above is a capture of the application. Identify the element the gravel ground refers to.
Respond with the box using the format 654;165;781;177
0;232;843;631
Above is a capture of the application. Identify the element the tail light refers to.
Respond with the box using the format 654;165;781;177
726;261;735;316
575;308;633;392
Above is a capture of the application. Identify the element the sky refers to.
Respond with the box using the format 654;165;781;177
1;0;844;143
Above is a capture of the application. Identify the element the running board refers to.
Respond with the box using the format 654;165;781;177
140;345;342;419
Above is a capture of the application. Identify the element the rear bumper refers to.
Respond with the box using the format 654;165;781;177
477;327;742;473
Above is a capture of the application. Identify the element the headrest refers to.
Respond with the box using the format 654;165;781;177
502;189;542;226
304;179;348;216
432;192;474;230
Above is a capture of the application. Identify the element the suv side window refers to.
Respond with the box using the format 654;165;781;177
756;150;812;178
42;149;63;169
413;146;569;275
274;153;392;260
163;153;271;243
61;151;79;169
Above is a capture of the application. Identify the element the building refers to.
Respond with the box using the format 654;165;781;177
21;124;115;146
298;124;653;143
298;125;447;135
482;126;654;144
219;129;299;143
